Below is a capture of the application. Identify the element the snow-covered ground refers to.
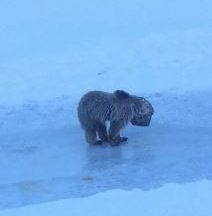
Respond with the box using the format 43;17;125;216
1;180;212;216
0;0;212;214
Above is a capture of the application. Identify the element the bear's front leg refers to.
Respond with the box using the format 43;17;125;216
108;120;128;146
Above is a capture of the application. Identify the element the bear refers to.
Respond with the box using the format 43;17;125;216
77;90;154;146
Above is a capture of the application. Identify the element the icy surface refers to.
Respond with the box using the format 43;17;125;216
0;91;212;209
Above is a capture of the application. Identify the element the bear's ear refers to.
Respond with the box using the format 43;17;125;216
114;90;130;99
139;97;146;102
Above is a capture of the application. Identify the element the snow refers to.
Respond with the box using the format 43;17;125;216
1;0;212;106
1;29;212;106
0;0;212;214
1;180;212;216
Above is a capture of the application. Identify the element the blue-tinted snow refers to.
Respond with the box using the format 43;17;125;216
0;0;212;211
1;181;212;216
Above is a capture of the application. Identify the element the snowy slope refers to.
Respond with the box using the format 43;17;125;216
1;0;212;106
0;0;212;213
1;28;212;106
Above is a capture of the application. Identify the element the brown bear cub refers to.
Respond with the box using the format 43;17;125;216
78;90;154;146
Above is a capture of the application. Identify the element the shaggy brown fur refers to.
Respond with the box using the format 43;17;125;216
77;90;154;146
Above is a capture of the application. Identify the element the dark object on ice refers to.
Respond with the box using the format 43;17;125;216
77;90;154;146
